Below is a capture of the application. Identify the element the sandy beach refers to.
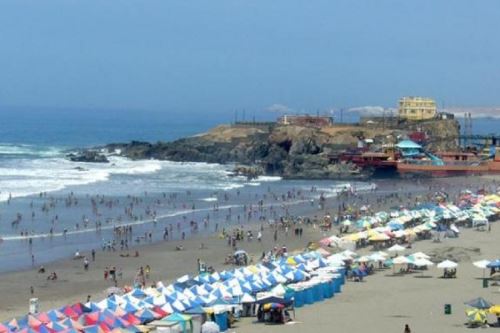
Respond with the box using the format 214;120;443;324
1;174;499;333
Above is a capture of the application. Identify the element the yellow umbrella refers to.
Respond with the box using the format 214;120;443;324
368;233;390;241
286;257;297;265
489;305;500;315
466;309;487;323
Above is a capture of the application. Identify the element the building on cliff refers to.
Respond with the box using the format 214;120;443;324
278;114;333;127
398;96;437;121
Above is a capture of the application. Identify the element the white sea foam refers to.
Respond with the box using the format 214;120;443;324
201;197;218;202
0;156;164;202
0;143;63;157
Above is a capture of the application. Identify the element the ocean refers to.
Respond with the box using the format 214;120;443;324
0;108;498;272
0;108;372;272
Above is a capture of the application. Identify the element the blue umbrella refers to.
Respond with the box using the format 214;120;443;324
486;259;500;268
464;297;493;309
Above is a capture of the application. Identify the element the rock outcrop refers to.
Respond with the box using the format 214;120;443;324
96;119;460;179
67;151;109;163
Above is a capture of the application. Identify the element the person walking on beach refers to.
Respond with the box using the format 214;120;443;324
83;257;89;271
404;324;411;333
91;249;96;261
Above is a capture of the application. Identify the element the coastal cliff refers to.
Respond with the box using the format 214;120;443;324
98;118;460;179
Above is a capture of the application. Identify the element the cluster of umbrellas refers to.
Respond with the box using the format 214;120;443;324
321;192;500;247
3;250;346;333
335;248;459;273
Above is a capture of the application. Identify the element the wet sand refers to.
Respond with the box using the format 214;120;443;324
1;175;499;333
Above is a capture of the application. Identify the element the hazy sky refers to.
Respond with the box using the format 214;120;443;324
0;0;499;115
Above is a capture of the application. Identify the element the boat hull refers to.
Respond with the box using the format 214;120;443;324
397;160;500;176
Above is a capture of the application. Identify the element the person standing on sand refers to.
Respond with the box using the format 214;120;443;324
91;249;96;261
404;324;411;333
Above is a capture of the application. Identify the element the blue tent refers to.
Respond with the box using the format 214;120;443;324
162;313;193;333
184;305;206;315
130;289;146;298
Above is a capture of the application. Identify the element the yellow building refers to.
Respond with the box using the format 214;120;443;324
398;97;437;120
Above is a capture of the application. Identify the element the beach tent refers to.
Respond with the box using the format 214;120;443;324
255;296;286;305
465;297;493;310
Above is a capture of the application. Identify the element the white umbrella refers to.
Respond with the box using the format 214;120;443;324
473;260;491;269
369;253;386;262
393;256;409;265
437;260;458;269
388;244;406;253
342;249;357;257
411;252;430;260
413;258;434;267
355;256;371;263
473;259;491;278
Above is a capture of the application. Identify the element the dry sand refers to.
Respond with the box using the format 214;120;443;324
1;175;499;333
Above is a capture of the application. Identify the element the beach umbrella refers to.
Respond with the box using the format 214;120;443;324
369;253;386;262
437;260;458;269
392;256;409;265
368;233;390;242
413;258;434;267
355;256;371;263
388;244;406;253
465;309;487;324
411;252;430;260
473;260;491;269
486;259;500;269
465;297;493;309
489;305;500;316
472;260;491;278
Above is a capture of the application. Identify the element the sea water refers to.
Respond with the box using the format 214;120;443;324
0;109;377;272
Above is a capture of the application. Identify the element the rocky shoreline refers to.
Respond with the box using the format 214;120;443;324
69;119;460;180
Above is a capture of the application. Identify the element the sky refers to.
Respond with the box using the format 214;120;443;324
0;0;499;118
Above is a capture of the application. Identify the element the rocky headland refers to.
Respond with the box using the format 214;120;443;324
79;118;460;180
